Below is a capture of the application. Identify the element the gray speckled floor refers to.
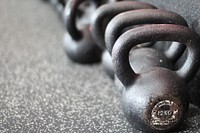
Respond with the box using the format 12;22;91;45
0;0;200;133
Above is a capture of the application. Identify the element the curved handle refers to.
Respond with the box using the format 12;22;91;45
164;42;185;63
64;0;99;40
91;1;156;49
64;0;82;40
105;9;188;59
112;24;200;87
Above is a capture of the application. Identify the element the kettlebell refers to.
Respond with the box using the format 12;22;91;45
90;1;156;77
103;9;188;79
112;24;200;132
63;0;102;64
105;9;200;109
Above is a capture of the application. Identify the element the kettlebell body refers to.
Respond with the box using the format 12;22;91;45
115;48;173;94
112;24;200;132
123;68;189;132
63;26;102;63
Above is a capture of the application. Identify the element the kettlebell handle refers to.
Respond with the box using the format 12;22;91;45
105;9;188;62
64;0;98;40
112;24;200;87
64;0;82;40
91;1;156;50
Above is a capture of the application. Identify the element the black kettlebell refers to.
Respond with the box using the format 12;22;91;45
63;0;102;64
112;24;200;132
104;9;188;79
90;1;156;77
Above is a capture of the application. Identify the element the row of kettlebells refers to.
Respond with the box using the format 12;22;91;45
44;0;200;132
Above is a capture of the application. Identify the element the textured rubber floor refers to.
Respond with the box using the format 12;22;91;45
0;0;200;132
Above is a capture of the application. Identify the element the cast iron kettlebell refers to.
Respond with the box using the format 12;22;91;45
90;1;156;77
112;24;200;132
104;9;188;79
63;0;102;64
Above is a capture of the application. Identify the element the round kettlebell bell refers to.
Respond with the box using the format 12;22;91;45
63;0;102;64
112;24;200;132
104;9;188;79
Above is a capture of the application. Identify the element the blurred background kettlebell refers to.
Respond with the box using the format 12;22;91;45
63;0;103;64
